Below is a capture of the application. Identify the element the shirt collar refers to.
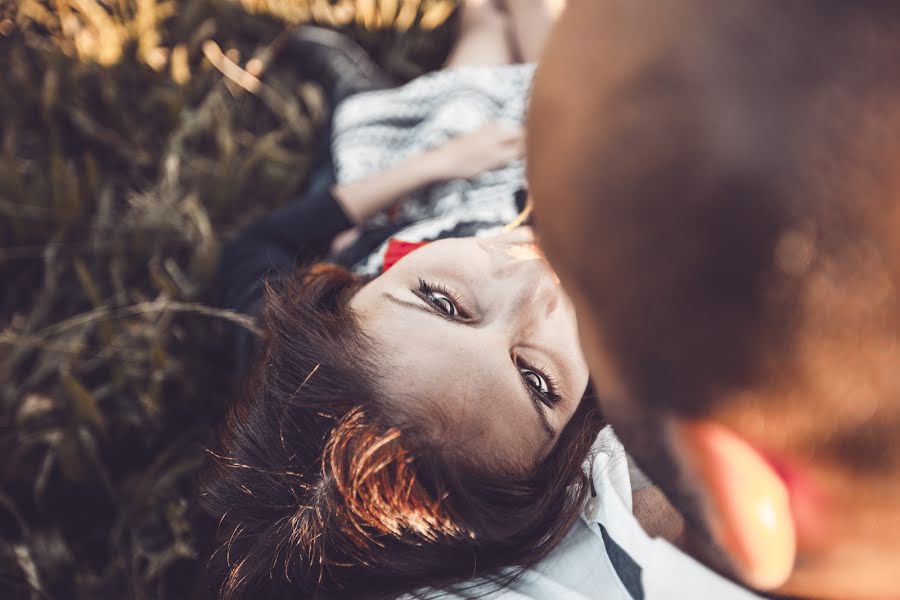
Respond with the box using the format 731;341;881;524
585;431;767;600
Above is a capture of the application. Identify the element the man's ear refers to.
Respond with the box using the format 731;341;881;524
673;421;796;590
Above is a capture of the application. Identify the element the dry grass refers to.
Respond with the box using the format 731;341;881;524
0;1;457;597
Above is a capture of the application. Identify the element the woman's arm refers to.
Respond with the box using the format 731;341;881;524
332;122;524;224
331;150;447;225
218;181;351;372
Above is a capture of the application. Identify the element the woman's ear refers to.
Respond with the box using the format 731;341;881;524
673;421;796;590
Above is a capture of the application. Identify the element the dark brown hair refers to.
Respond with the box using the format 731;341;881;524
198;263;604;599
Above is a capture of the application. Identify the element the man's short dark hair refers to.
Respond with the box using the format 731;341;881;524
530;0;900;474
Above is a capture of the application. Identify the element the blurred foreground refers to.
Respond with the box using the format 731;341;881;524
0;1;457;597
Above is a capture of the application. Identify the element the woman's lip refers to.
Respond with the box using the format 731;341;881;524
495;228;548;263
503;241;545;262
477;231;545;261
476;235;562;286
493;225;535;244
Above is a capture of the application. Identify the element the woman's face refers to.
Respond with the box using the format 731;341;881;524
350;228;590;470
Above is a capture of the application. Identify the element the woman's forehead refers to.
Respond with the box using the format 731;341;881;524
358;296;552;467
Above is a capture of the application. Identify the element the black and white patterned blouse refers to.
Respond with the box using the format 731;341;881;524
330;63;536;275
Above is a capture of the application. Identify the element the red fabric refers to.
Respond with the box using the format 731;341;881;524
383;239;428;272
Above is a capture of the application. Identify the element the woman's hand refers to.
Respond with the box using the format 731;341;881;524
427;122;525;181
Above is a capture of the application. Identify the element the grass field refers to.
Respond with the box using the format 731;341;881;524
0;1;458;597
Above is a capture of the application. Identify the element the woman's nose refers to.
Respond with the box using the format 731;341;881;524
504;259;565;322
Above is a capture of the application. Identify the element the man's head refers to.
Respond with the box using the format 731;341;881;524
528;1;900;597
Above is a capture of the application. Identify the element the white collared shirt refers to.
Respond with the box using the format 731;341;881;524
425;428;766;600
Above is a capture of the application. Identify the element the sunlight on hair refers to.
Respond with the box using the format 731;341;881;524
326;408;465;543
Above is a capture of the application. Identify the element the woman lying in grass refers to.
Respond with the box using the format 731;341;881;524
200;3;672;598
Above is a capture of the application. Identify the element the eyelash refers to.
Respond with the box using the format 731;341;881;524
518;359;562;409
416;278;562;410
417;278;468;318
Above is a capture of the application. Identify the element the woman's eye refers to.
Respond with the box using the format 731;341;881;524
417;279;465;318
520;368;549;394
427;291;457;317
